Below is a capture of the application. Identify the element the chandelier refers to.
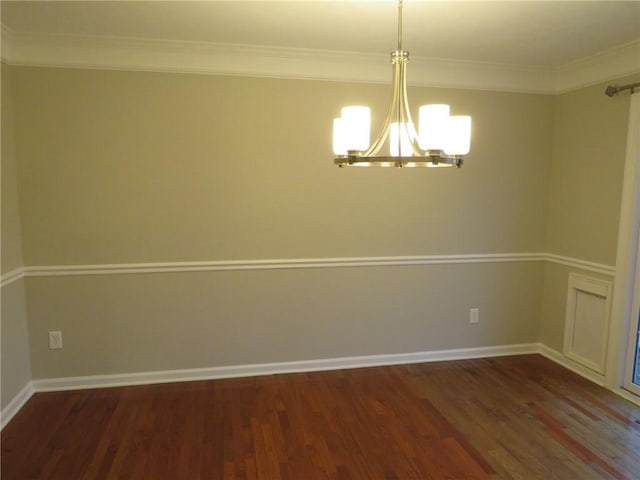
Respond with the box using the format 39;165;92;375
333;0;471;168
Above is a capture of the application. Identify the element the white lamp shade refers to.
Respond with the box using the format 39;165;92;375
418;104;450;150
390;122;414;156
444;115;472;155
333;118;348;155
340;106;370;152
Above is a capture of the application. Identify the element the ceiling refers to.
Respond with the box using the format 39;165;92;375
1;1;639;92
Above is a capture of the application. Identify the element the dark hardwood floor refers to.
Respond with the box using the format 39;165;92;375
3;354;640;479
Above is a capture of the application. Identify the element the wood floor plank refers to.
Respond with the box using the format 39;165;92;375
3;354;640;479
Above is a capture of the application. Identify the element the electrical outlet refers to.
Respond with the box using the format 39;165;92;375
469;308;479;324
49;331;63;349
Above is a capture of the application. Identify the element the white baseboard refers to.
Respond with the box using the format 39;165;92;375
33;343;539;392
612;387;640;407
537;343;605;386
11;343;630;430
2;343;537;428
1;382;35;430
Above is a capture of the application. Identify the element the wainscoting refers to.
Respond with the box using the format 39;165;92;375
0;252;619;428
563;274;613;375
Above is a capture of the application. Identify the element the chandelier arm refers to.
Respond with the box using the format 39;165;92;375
362;55;402;157
398;60;424;156
397;60;408;155
395;3;404;156
389;57;404;156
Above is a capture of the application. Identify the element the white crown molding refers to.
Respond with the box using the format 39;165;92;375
555;41;640;94
6;25;630;94
408;56;555;94
0;27;383;82
0;253;615;287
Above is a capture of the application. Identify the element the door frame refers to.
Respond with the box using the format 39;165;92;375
607;92;640;396
623;232;640;395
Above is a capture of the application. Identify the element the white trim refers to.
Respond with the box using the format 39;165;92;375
607;93;640;390
541;343;639;406
614;387;640;407
544;253;616;276
562;274;612;375
0;267;25;287
537;343;605;386
615;93;640;396
32;343;538;392
2;344;631;429
0;253;616;285
0;27;554;94
2;26;637;95
0;382;34;430
623;226;640;396
555;41;640;94
21;253;542;278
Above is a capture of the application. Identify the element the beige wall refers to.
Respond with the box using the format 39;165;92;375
7;66;555;379
546;74;640;266
1;63;32;409
6;64;638;384
540;74;640;352
1;280;30;408
12;67;553;265
27;263;543;378
2;65;24;273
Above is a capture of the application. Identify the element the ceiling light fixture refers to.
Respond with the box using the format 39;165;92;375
333;0;471;168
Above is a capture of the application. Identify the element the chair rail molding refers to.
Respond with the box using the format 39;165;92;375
0;252;617;287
